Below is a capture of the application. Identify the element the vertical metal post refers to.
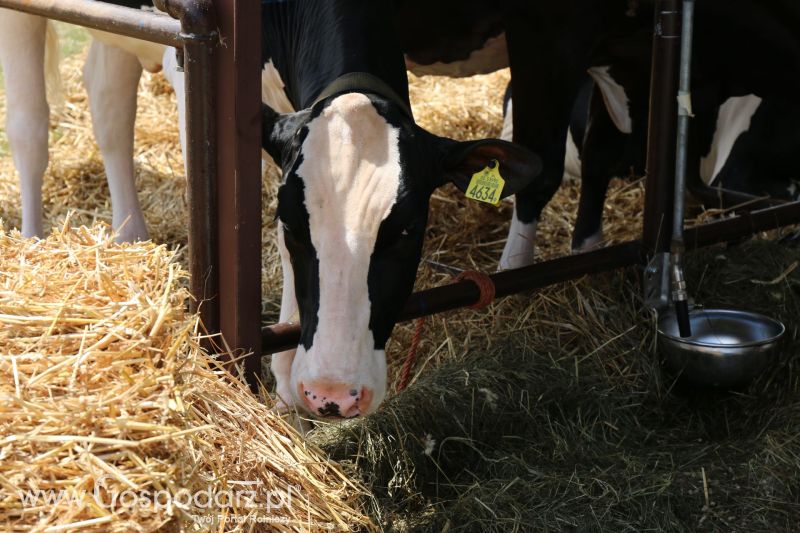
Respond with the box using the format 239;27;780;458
153;0;219;339
642;0;682;257
670;0;695;336
215;0;263;389
183;27;218;338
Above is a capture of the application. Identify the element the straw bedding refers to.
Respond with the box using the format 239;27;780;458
1;30;798;531
0;222;370;531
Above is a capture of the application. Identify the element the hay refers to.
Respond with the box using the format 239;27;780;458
0;220;372;532
312;242;800;531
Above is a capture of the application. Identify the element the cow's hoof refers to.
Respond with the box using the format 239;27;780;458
571;230;604;254
113;217;149;243
498;253;535;271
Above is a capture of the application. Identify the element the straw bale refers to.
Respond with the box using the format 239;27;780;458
0;221;371;532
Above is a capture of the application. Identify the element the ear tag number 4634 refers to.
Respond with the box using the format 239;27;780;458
465;159;505;206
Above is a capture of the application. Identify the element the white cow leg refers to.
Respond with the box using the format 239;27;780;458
161;47;187;173
83;39;147;242
0;12;49;238
499;201;538;271
272;225;299;412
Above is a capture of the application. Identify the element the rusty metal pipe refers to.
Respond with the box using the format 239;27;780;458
153;0;215;39
0;0;182;46
263;241;643;354
642;0;682;256
262;198;800;355
152;0;219;334
182;30;219;333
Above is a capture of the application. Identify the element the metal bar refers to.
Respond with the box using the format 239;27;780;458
184;41;219;334
262;241;643;354
0;0;182;46
214;0;263;389
262;198;800;355
672;0;694;244
689;184;786;212
686;200;800;249
157;0;219;339
670;0;696;337
642;0;682;256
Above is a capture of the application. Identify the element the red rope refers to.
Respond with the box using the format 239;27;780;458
396;317;425;392
454;270;496;309
395;270;496;392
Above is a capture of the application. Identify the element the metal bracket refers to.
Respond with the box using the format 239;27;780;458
644;252;671;310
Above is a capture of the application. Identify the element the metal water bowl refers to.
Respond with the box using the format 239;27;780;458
657;309;785;388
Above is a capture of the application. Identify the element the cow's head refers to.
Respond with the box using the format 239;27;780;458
263;91;541;418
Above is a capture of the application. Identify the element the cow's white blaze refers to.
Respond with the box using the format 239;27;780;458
289;93;399;411
700;95;761;185
272;223;300;411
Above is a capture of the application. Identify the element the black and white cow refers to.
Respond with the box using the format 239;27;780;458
566;84;800;253
397;0;650;269
260;0;542;418
0;1;173;242
526;5;800;253
403;0;800;269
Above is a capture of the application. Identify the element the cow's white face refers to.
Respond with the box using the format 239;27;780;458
263;91;542;419
287;94;399;416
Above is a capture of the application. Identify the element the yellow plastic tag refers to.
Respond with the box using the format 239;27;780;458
465;159;505;206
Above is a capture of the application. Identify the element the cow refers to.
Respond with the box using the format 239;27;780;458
397;0;650;270
504;11;800;254
0;1;170;242
402;0;800;269
260;0;542;418
565;85;800;253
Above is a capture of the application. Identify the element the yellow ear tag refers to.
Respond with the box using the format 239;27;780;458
465;159;505;206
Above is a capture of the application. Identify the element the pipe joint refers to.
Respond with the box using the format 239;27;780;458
154;0;217;42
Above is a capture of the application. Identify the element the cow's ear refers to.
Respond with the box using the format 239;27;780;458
438;138;542;199
262;104;308;164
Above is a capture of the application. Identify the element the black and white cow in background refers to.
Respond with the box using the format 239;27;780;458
0;1;180;242
260;0;541;418
561;81;800;253
404;0;800;269
512;11;800;253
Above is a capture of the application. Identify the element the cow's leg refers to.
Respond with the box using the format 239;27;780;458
0;12;49;238
272;224;299;412
83;39;148;242
161;47;187;171
499;7;594;270
572;85;628;252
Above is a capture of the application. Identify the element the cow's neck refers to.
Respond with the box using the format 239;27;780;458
263;0;409;110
